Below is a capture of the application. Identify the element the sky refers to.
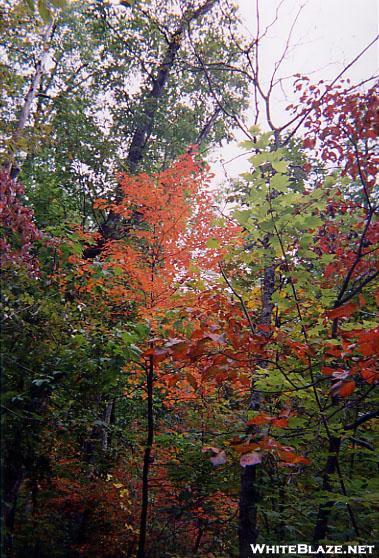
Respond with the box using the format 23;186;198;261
214;0;378;181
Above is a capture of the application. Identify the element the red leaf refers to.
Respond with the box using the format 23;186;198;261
247;414;272;426
303;137;316;149
360;369;379;384
277;450;310;465
272;418;288;428
321;366;337;376
331;380;356;397
326;303;358;319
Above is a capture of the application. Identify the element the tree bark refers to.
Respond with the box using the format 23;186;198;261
2;468;24;556
136;354;155;558
239;261;275;558
313;437;341;542
239;464;259;555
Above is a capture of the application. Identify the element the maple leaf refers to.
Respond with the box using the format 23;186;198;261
277;450;310;466
326;303;358;319
246;414;272;426
331;380;356;398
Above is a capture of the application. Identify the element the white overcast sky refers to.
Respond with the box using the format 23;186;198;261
214;0;378;180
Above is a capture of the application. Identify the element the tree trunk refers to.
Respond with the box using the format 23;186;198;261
239;262;275;558
239;464;259;555
101;399;115;451
101;0;218;239
136;354;154;558
125;0;218;176
2;468;24;556
313;437;341;542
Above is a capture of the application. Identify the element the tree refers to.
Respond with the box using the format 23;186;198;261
1;0;250;231
227;81;378;551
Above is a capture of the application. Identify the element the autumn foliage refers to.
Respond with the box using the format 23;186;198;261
1;80;378;558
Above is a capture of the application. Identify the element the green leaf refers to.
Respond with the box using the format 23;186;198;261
25;0;35;12
303;215;323;229
50;0;67;7
270;173;290;192
240;172;255;182
240;140;255;150
206;238;220;249
38;0;52;21
271;160;288;173
233;209;251;226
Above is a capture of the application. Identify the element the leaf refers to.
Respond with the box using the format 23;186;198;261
206;238;220;249
171;341;189;360
202;446;219;454
326;302;358;319
271;160;288;173
37;0;52;21
165;375;178;387
240;451;262;467
165;338;185;347
233;209;251;226
272;418;288;428
240;140;255;150
331;380;356;397
247;414;273;426
277;450;310;465
25;0;35;12
189;338;211;358
270;173;290;192
360;368;379;384
50;0;67;7
202;364;226;380
321;366;337;376
32;378;51;387
303;137;316;149
207;332;225;344
186;372;198;390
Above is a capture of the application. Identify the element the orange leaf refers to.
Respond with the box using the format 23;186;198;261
186;373;198;390
360;369;379;384
277;450;310;465
272;418;288;428
246;414;273;426
331;380;356;397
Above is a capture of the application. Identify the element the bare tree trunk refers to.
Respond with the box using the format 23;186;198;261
313;437;341;542
239;464;258;554
239;262;275;558
101;399;115;451
136;354;154;558
2;468;24;556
